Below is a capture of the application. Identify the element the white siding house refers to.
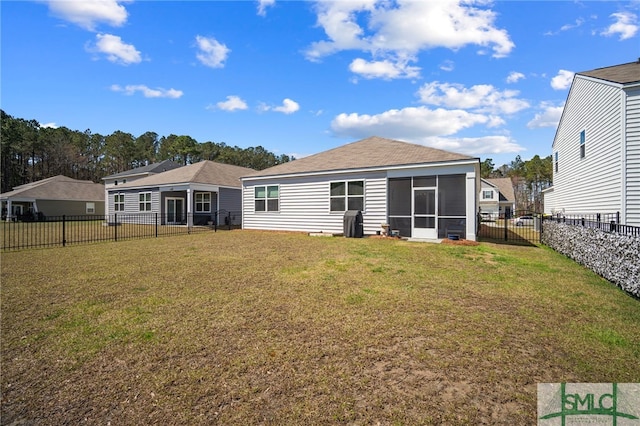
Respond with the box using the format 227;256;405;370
107;161;254;226
102;160;183;216
242;137;480;240
544;61;640;226
479;178;515;219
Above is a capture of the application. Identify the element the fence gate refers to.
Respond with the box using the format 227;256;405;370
477;210;542;245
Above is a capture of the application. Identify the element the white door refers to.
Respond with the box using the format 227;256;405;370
413;188;437;239
166;197;184;224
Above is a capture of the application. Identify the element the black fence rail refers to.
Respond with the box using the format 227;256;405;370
477;210;542;245
1;211;241;251
547;212;640;238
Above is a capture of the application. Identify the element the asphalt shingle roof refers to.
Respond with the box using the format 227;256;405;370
0;175;105;201
102;160;183;179
117;160;255;189
578;61;640;85
484;178;515;202
244;136;477;178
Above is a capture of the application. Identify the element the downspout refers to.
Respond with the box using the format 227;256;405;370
621;89;627;224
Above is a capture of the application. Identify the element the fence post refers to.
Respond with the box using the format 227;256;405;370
504;215;508;241
617;211;620;224
155;212;158;238
114;213;118;242
62;215;66;247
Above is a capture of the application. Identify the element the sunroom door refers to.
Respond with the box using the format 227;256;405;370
166;197;184;224
413;188;437;239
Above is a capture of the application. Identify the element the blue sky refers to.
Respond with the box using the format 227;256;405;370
2;0;639;167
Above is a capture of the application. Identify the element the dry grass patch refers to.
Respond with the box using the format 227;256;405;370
2;230;639;425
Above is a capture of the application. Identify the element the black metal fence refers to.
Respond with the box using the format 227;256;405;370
547;212;640;238
1;210;241;251
477;210;542;244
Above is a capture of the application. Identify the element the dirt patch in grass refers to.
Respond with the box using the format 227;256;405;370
2;230;639;425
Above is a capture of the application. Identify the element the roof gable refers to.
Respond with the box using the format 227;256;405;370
0;175;104;201
116;160;255;189
484;177;515;202
244;136;476;178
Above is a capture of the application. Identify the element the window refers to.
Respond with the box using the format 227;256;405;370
86;202;95;214
255;185;279;212
330;180;364;212
554;152;559;172
114;193;125;211
580;130;586;158
482;190;494;200
195;192;211;213
138;192;151;211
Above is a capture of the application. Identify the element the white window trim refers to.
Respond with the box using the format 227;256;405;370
329;180;365;213
254;185;280;213
114;193;125;212
86;202;95;214
195;192;211;213
139;192;152;212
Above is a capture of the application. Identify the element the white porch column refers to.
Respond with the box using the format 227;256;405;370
6;200;12;221
465;171;477;241
186;188;193;227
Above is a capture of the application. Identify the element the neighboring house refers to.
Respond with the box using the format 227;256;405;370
0;175;105;221
544;60;640;226
479;178;516;219
102;160;183;216
241;136;480;240
107;160;255;226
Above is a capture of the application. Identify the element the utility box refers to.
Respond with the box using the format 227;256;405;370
343;210;364;238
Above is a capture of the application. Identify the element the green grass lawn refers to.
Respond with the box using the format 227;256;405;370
1;230;638;425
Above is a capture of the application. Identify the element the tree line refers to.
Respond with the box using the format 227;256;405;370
1;110;293;193
1;110;552;211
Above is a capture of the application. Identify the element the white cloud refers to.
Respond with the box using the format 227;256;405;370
601;12;638;40
330;106;490;140
417;135;525;156
305;0;514;68
195;35;230;68
40;122;58;129
46;0;129;31
214;95;248;112
417;81;530;115
506;71;525;84
349;57;420;80
257;0;275;17
111;84;183;99
440;60;455;72
527;102;564;129
273;98;300;114
89;33;141;65
550;70;574;90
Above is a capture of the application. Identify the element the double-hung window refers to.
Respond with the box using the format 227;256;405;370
554;152;559;172
580;130;586;159
86;202;95;214
330;180;364;212
139;192;151;211
195;192;211;213
255;185;279;212
114;193;125;211
482;190;493;200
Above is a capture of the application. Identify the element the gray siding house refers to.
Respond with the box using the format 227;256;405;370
102;160;183;216
479;178;515;219
544;60;640;226
242;137;480;240
1;175;105;221
107;160;254;226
